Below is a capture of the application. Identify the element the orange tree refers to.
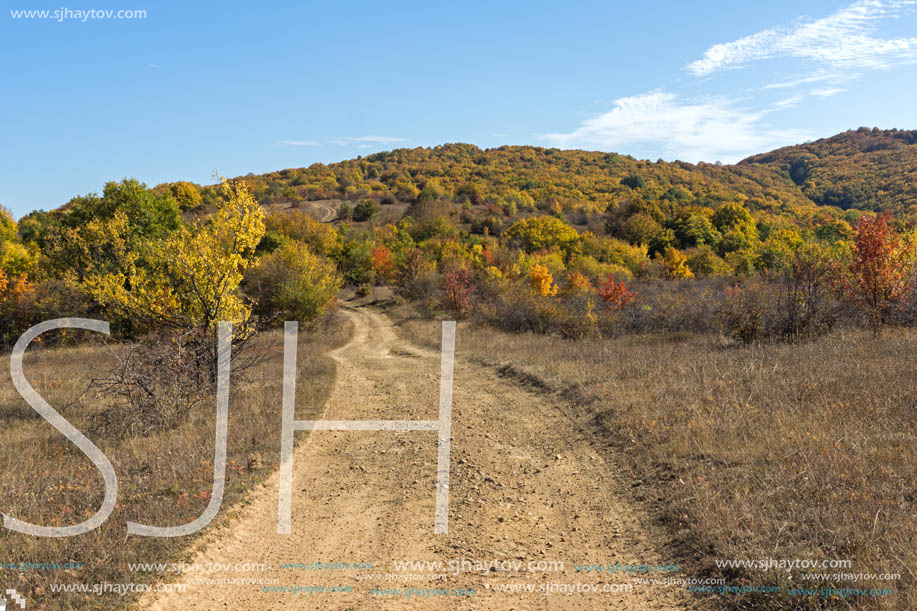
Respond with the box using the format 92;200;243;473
841;212;915;334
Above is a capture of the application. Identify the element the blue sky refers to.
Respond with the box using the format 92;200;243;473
2;0;916;217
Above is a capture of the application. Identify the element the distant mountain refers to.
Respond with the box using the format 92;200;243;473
739;127;917;213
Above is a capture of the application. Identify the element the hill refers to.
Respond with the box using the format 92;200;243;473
234;129;916;219
239;142;818;216
739;127;917;213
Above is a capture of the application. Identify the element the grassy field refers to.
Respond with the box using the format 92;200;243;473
394;306;916;610
0;318;350;610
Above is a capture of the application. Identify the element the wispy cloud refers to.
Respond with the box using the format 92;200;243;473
540;91;809;163
762;72;844;89
774;94;805;109
810;87;846;96
687;0;917;77
279;140;320;147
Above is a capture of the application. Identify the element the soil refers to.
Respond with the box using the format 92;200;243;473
138;306;688;610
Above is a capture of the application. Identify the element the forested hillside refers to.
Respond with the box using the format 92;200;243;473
232;128;917;218
4;127;915;346
740;127;917;213
240;142;817;214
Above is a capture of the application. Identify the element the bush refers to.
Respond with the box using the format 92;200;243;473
89;327;232;436
716;282;767;344
504;216;579;254
622;278;726;335
439;262;475;318
338;238;375;285
352;199;378;222
245;241;342;326
568;255;632;282
264;210;340;257
716;262;841;344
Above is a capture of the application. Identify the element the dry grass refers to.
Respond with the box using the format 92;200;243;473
394;307;916;610
0;317;350;610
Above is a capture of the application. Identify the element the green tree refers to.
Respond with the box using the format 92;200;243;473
352;199;378;222
668;211;721;248
246;241;341;325
621;213;663;246
63;179;181;237
30;179;182;281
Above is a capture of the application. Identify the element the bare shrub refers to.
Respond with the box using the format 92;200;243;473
88;326;259;437
717;252;842;344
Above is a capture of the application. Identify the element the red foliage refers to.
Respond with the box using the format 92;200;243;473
841;212;914;331
596;275;635;310
370;245;395;283
481;244;497;266
440;264;475;318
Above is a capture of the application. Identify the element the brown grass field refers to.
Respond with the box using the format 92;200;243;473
393;306;916;610
0;319;350;610
1;302;915;609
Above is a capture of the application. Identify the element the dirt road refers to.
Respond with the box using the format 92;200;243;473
139;307;687;610
300;200;339;222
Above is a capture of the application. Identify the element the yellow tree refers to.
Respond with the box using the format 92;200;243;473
0;206;37;277
530;264;559;297
662;246;694;279
87;180;265;332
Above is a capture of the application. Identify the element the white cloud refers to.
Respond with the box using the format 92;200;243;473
762;72;843;89
687;0;917;76
810;87;846;96
540;91;809;163
774;94;805;109
279;140;320;147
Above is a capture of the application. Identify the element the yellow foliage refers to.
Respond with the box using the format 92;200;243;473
529;264;558;297
526;251;566;276
265;210;339;258
505;216;579;253
564;271;594;294
86;179;265;332
662;246;694;279
484;265;504;280
568;255;632;281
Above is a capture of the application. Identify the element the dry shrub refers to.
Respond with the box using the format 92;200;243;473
394;248;440;310
622;278;728;335
473;282;600;338
88;327;258;437
0;320;349;610
716;271;842;344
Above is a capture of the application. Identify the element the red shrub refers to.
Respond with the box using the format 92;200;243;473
440;264;475;318
596;275;635;310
